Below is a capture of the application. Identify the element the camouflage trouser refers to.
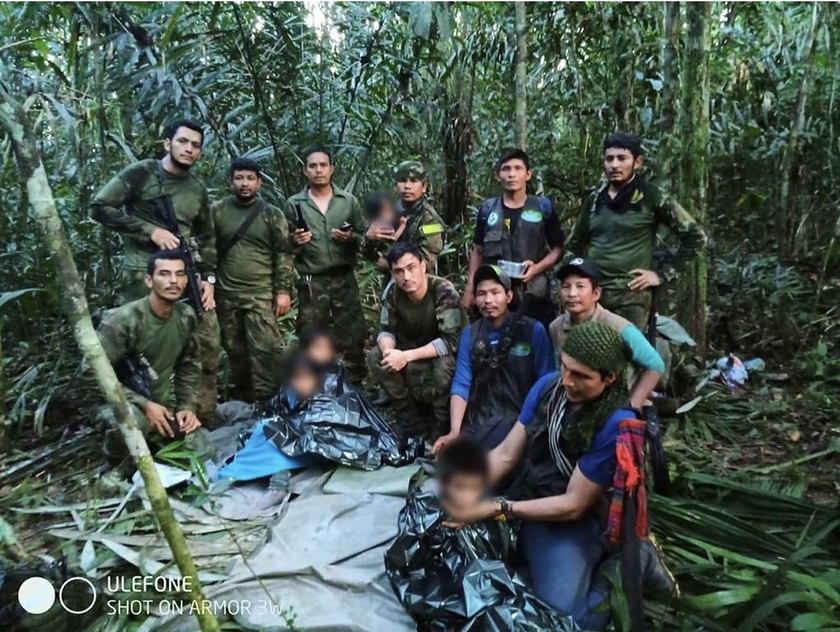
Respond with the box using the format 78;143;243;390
366;347;455;437
297;269;367;384
119;269;221;422
96;404;209;460
217;295;284;403
600;288;653;332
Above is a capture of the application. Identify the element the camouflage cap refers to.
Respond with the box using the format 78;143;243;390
395;160;428;182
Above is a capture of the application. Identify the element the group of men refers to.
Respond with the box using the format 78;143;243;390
89;119;706;458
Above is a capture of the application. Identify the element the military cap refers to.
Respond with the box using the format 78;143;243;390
395;160;428;182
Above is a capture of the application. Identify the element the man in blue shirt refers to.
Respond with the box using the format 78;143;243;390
433;264;555;454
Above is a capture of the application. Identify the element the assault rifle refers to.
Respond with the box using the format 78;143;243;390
112;353;155;402
151;195;205;315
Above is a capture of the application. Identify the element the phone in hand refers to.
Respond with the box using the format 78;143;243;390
339;222;353;232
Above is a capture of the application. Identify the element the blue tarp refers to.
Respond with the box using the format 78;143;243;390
218;419;312;481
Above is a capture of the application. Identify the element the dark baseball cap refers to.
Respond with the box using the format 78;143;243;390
473;264;512;294
556;258;601;283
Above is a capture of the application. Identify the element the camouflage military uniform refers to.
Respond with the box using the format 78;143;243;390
213;196;294;402
95;297;201;456
566;177;707;330
90;159;221;421
367;275;466;437
283;185;368;384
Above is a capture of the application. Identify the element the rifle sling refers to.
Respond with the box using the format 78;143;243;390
218;201;265;260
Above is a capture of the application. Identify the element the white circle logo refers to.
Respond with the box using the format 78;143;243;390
18;577;56;614
487;211;499;226
570;258;584;265
59;576;98;615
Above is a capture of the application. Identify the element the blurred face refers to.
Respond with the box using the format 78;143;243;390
305;336;336;367
231;169;261;202
164;126;203;170
560;274;601;316
560;352;616;404
603;147;643;186
475;279;512;321
495;159;532;193
290;369;320;400
395;177;428;204
303;152;334;188
441;472;487;512
391;253;427;295
145;258;188;303
375;199;400;227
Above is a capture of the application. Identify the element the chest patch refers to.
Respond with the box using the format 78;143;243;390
630;190;645;204
510;342;532;357
487;211;499;227
521;209;543;224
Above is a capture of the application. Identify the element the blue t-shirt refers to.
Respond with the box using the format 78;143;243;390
518;372;632;488
450;320;556;400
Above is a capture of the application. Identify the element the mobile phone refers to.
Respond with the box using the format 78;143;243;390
340;222;353;231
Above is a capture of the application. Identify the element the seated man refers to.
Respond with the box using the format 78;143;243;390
367;242;467;438
443;322;674;630
433;265;555;454
550;258;664;411
96;251;203;458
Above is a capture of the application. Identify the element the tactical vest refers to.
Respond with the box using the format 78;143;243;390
465;315;537;448
479;195;551;298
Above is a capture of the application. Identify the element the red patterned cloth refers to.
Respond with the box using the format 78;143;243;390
605;417;649;550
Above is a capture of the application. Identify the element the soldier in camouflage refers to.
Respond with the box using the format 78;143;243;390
365;160;446;272
566;132;708;330
213;158;294;403
283;146;368;385
367;242;467;438
90;119;221;424
96;251;203;457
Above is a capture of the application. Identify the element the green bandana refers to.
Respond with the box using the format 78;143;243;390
556;321;630;455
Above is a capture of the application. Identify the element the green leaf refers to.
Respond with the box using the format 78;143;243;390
0;288;43;310
791;613;840;631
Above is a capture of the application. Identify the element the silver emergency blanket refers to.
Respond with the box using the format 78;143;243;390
263;364;423;470
385;489;579;631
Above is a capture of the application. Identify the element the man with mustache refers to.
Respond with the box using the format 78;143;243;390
367;242;467;438
91;119;221;424
96;251;203;458
566;132;707;331
212;157;294;402
433;264;555;455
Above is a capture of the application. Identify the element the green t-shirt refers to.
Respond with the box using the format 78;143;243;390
212;196;293;299
97;297;201;411
380;275;466;354
90;159;215;275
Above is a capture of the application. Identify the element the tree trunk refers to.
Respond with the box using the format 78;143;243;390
513;2;527;150
677;2;711;354
778;2;821;260
441;61;475;229
659;2;681;189
0;88;220;632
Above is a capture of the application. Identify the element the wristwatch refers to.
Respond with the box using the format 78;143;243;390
205;275;216;285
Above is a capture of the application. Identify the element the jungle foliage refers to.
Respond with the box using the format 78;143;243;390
1;2;839;631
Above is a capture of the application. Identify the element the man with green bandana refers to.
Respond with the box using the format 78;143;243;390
367;242;466;438
443;321;675;630
90;119;221;423
96;251;203;458
366;160;446;272
284;145;368;384
213;157;294;402
566;132;707;330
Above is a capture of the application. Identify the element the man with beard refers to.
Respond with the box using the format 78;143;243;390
432;264;555;454
212;157;294;402
463;148;565;329
566;132;707;330
367;242;466;438
96;251;203;458
91;119;221;424
284;146;368;385
365;161;446;272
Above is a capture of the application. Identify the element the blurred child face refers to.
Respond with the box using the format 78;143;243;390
305;336;336;367
376;199;400;227
290;369;320;400
441;472;487;512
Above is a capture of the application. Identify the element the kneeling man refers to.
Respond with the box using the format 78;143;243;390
367;243;466;438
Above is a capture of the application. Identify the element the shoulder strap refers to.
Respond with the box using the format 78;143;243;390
218;201;265;260
537;195;553;216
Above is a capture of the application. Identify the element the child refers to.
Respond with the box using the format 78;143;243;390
297;326;346;392
282;353;324;411
437;437;491;516
364;192;407;272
